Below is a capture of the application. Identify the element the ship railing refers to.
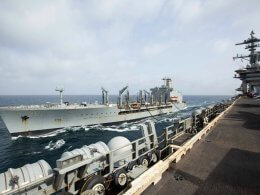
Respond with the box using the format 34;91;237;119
154;117;193;156
107;131;158;174
106;117;193;174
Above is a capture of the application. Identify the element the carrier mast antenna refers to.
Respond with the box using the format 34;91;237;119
233;30;260;65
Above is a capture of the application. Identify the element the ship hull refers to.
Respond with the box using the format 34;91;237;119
8;114;165;137
0;103;186;136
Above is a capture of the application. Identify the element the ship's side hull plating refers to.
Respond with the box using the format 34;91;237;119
0;103;186;136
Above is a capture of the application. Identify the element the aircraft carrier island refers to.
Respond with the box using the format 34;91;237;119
0;32;260;195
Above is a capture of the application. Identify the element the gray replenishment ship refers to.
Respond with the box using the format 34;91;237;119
0;78;186;136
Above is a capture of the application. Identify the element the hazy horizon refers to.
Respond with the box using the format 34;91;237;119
0;94;233;96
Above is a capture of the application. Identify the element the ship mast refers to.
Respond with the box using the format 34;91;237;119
233;30;260;66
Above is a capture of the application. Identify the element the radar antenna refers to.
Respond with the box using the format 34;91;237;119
233;30;260;65
55;87;64;105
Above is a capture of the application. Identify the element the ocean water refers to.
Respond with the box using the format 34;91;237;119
0;95;231;173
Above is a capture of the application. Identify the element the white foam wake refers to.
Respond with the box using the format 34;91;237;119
11;135;23;140
101;125;140;132
28;129;67;139
12;121;144;140
12;129;67;140
44;139;65;151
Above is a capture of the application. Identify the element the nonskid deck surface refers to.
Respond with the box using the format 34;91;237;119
143;97;260;195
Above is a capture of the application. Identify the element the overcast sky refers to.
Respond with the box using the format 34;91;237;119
0;0;259;95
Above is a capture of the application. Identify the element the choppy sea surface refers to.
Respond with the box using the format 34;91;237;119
0;95;231;173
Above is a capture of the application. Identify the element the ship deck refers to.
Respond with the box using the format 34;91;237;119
142;97;260;195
